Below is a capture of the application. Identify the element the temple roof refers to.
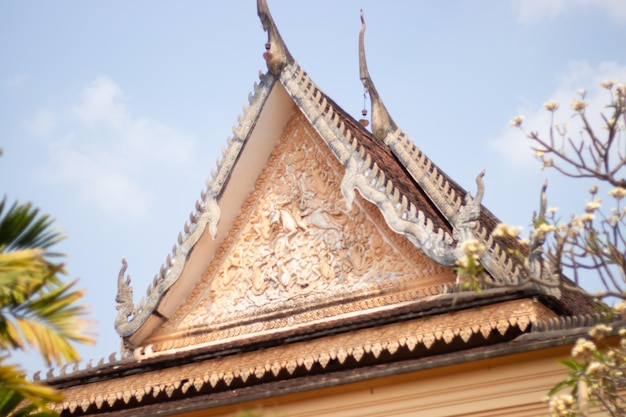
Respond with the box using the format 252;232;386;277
38;1;603;415
112;0;597;350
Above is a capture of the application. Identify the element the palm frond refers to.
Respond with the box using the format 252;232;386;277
0;252;93;365
12;279;93;365
0;362;62;405
0;198;64;252
0;249;63;307
0;387;59;417
0;199;93;364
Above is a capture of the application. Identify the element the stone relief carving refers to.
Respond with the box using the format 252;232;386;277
180;119;448;329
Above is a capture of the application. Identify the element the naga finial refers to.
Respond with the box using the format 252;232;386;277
529;180;549;263
115;257;136;330
453;170;485;239
359;10;397;143
258;0;294;76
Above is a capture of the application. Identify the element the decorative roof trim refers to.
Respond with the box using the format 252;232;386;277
53;299;551;415
258;0;294;76
114;72;277;338
355;14;539;287
383;127;553;290
279;64;458;265
359;11;397;142
532;312;609;333
355;8;551;290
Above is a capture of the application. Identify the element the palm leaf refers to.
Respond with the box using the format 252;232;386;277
0;264;92;365
0;387;59;417
0;249;63;307
0;363;62;403
0;198;64;252
0;174;89;414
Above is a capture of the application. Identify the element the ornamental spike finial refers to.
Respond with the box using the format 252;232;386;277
359;10;397;142
114;257;136;331
529;179;549;264
258;0;294;76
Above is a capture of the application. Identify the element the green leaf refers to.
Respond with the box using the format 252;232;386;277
558;358;585;372
548;378;576;396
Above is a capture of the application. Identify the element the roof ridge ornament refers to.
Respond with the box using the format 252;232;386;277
359;10;397;143
115;258;136;330
258;0;294;76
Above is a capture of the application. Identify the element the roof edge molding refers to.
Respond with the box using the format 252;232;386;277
278;63;458;265
114;71;278;338
384;125;560;293
355;16;559;294
258;0;294;76
359;11;397;143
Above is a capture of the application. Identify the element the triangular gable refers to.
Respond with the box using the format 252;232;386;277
114;0;596;352
144;110;455;352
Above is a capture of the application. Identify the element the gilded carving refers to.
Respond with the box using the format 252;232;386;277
55;299;556;414
147;112;454;349
183;114;446;328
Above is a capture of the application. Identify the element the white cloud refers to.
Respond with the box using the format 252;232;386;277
491;61;626;169
3;73;28;89
26;109;57;138
46;145;153;216
514;0;626;23
29;76;198;218
72;76;129;129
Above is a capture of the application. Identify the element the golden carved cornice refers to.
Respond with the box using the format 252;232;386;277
54;298;555;415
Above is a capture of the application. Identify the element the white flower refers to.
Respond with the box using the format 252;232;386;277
571;99;588;111
609;187;626;200
580;213;595;222
549;394;574;416
571;338;596;360
589;324;612;340
455;256;470;269
601;80;615;89
541;157;553;170
492;223;522;238
585;198;601;212
607;215;620;226
586;361;606;376
460;239;485;255
606;118;616;129
544;100;560;112
509;115;524;127
531;223;556;240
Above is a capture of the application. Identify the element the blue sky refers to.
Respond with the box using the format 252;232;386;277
1;1;626;375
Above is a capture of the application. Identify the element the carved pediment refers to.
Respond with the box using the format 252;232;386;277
145;111;455;352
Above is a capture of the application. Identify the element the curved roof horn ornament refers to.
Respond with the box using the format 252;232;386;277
258;0;294;76
359;10;398;143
